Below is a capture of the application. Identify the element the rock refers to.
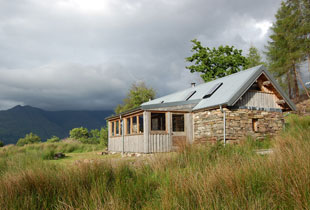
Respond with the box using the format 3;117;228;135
97;151;108;155
54;153;65;160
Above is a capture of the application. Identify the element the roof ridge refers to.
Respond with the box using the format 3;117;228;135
196;65;263;87
142;65;264;106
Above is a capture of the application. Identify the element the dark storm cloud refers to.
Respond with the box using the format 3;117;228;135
0;0;282;110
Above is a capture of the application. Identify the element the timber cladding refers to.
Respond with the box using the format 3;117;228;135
172;136;186;147
193;108;284;144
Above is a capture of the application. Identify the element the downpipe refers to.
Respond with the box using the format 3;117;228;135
120;115;124;155
220;105;226;146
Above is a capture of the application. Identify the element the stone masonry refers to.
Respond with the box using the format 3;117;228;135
193;108;284;143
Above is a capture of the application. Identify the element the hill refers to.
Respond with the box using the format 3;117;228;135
0;105;113;145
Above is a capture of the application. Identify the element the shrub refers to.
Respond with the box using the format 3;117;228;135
0;141;3;147
68;127;107;145
69;127;89;140
47;136;60;143
100;127;108;146
16;132;41;146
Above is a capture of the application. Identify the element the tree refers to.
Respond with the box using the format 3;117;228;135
245;46;266;68
100;127;108;146
68;127;108;144
266;0;307;100
16;132;41;146
47;136;60;143
298;0;310;73
0;140;3;147
86;129;100;144
185;39;249;82
69;127;89;141
115;82;156;114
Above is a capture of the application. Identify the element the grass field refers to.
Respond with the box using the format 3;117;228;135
0;114;309;209
48;151;121;165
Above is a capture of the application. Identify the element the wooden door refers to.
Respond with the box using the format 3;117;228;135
171;113;187;150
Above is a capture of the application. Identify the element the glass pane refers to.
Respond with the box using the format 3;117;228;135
126;118;131;134
116;121;119;135
120;120;123;135
172;114;184;132
111;122;114;136
151;113;166;131
132;116;137;133
139;115;143;133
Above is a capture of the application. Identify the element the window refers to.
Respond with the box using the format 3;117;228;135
132;116;137;133
172;114;184;132
203;82;223;99
151;113;166;131
185;90;196;101
123;114;144;135
111;121;115;136
116;121;119;135
252;119;258;132
126;118;131;134
120;120;123;135
139;115;143;133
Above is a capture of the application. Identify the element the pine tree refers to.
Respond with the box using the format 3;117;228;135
266;1;303;100
300;0;310;74
245;46;266;68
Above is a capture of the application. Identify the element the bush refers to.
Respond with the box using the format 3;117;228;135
100;127;108;146
47;136;60;143
68;127;108;145
0;141;3;147
69;127;89;140
16;132;41;146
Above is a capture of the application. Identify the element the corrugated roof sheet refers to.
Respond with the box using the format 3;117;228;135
141;65;296;111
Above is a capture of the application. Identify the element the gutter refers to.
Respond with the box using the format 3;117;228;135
220;105;226;146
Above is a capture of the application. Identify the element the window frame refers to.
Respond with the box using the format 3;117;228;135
124;112;144;136
172;113;185;132
150;112;167;133
252;118;259;132
110;119;122;137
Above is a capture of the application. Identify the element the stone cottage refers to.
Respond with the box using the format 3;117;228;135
106;65;296;153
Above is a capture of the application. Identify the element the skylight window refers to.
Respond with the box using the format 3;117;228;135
203;82;223;99
185;90;196;101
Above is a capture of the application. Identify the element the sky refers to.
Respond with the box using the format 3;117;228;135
0;0;285;111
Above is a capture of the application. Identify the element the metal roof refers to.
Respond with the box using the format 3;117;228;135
142;65;296;111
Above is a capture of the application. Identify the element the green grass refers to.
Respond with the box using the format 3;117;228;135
0;142;105;176
0;115;310;209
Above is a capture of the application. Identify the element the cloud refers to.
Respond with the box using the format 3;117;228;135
0;0;282;110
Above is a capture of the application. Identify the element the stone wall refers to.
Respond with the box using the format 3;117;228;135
193;108;284;143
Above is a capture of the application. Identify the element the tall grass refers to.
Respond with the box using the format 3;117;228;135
0;115;310;209
0;142;105;176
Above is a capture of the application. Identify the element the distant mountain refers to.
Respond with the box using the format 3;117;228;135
0;105;113;145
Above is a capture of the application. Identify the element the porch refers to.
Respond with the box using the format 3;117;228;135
108;110;193;153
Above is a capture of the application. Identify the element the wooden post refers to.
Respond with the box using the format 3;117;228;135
107;121;110;151
137;115;140;134
130;117;133;134
167;112;171;151
143;111;150;153
185;113;193;144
